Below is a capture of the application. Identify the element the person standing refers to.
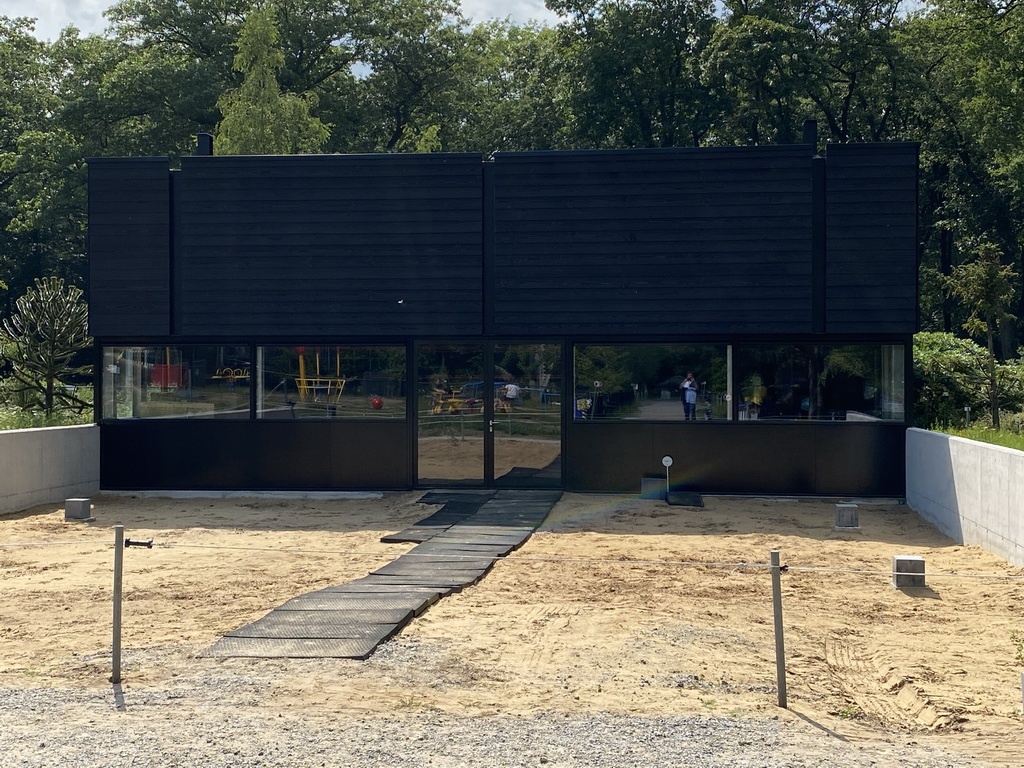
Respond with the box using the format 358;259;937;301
503;380;521;409
680;372;698;421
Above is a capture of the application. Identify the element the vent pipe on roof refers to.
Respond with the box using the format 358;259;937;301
802;120;818;151
195;133;214;156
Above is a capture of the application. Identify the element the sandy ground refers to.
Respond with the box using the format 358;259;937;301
2;492;1023;765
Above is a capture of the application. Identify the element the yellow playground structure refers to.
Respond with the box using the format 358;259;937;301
296;348;350;404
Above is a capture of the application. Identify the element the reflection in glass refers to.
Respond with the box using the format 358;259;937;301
735;344;905;421
573;344;728;420
101;346;251;419
494;342;561;487
257;346;406;419
417;344;484;483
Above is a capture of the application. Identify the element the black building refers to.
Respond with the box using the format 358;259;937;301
89;135;917;495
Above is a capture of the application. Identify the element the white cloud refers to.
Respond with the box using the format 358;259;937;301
460;0;560;27
4;0;561;43
2;0;111;40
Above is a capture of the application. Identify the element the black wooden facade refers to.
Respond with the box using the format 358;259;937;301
89;139;917;496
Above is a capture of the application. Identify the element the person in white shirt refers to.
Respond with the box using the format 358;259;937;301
503;381;521;409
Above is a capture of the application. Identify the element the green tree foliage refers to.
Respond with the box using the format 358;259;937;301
946;242;1019;427
906;2;1024;345
549;0;720;148
216;4;330;154
0;277;92;415
707;0;915;145
912;331;1024;428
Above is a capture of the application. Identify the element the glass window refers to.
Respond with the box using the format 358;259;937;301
101;346;251;419
734;344;905;421
257;346;406;419
573;344;729;420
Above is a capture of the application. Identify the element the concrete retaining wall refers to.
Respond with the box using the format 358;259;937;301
0;425;100;515
906;427;1024;567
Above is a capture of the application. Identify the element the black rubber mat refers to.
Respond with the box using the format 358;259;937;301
407;541;515;557
277;598;418;619
322;581;448;598
228;611;404;640
359;574;480;590
370;563;490;580
210;489;562;659
666;491;704;507
206;636;383;660
416;491;495;504
380;528;443;544
391;554;496;568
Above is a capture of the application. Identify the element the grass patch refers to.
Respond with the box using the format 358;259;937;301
0;407;92;431
936;424;1024;453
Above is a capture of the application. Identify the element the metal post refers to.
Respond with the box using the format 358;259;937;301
771;550;787;708
111;525;124;684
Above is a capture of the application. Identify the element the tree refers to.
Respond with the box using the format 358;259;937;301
549;0;720;148
0;277;92;415
946;242;1019;427
216;4;330;154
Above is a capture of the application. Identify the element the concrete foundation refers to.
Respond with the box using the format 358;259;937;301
892;555;926;588
640;476;666;500
834;503;860;530
64;498;94;522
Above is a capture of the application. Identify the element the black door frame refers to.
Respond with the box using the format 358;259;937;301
413;339;564;489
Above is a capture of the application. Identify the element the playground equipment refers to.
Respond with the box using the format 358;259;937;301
295;348;350;404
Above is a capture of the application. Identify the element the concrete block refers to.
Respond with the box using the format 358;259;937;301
640;476;666;501
65;498;94;522
835;503;860;530
892;555;925;588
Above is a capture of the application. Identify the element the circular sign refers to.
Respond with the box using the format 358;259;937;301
662;456;673;468
724;394;732;401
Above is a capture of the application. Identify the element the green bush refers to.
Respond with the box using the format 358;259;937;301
913;332;1024;428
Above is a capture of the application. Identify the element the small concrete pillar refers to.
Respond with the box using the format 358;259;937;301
834;503;860;530
640;476;666;500
892;555;925;588
65;498;94;522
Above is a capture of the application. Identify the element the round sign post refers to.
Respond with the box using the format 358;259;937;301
662;455;673;499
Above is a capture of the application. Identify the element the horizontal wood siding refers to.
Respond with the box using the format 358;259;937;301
491;147;814;336
87;158;171;336
175;154;483;337
825;143;918;333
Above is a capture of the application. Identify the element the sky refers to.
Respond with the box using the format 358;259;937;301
1;0;562;41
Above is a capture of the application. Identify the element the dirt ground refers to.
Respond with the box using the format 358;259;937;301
1;492;1023;765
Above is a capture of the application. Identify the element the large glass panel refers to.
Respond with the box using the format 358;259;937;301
417;344;484;483
101;346;251;419
573;344;729;420
257;346;406;419
494;342;561;487
734;344;905;421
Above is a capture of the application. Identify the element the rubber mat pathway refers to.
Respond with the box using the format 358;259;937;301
206;489;561;659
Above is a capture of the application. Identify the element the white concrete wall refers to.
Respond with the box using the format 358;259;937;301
906;427;1024;567
0;424;100;515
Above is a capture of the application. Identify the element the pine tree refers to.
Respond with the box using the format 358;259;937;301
0;277;92;415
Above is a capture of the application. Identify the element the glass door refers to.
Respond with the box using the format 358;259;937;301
417;344;486;485
416;341;562;488
492;342;562;489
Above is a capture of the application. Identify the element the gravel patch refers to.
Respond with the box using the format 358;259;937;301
0;682;981;768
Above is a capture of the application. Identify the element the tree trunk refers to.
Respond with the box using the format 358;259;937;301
940;228;953;333
987;325;1000;429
